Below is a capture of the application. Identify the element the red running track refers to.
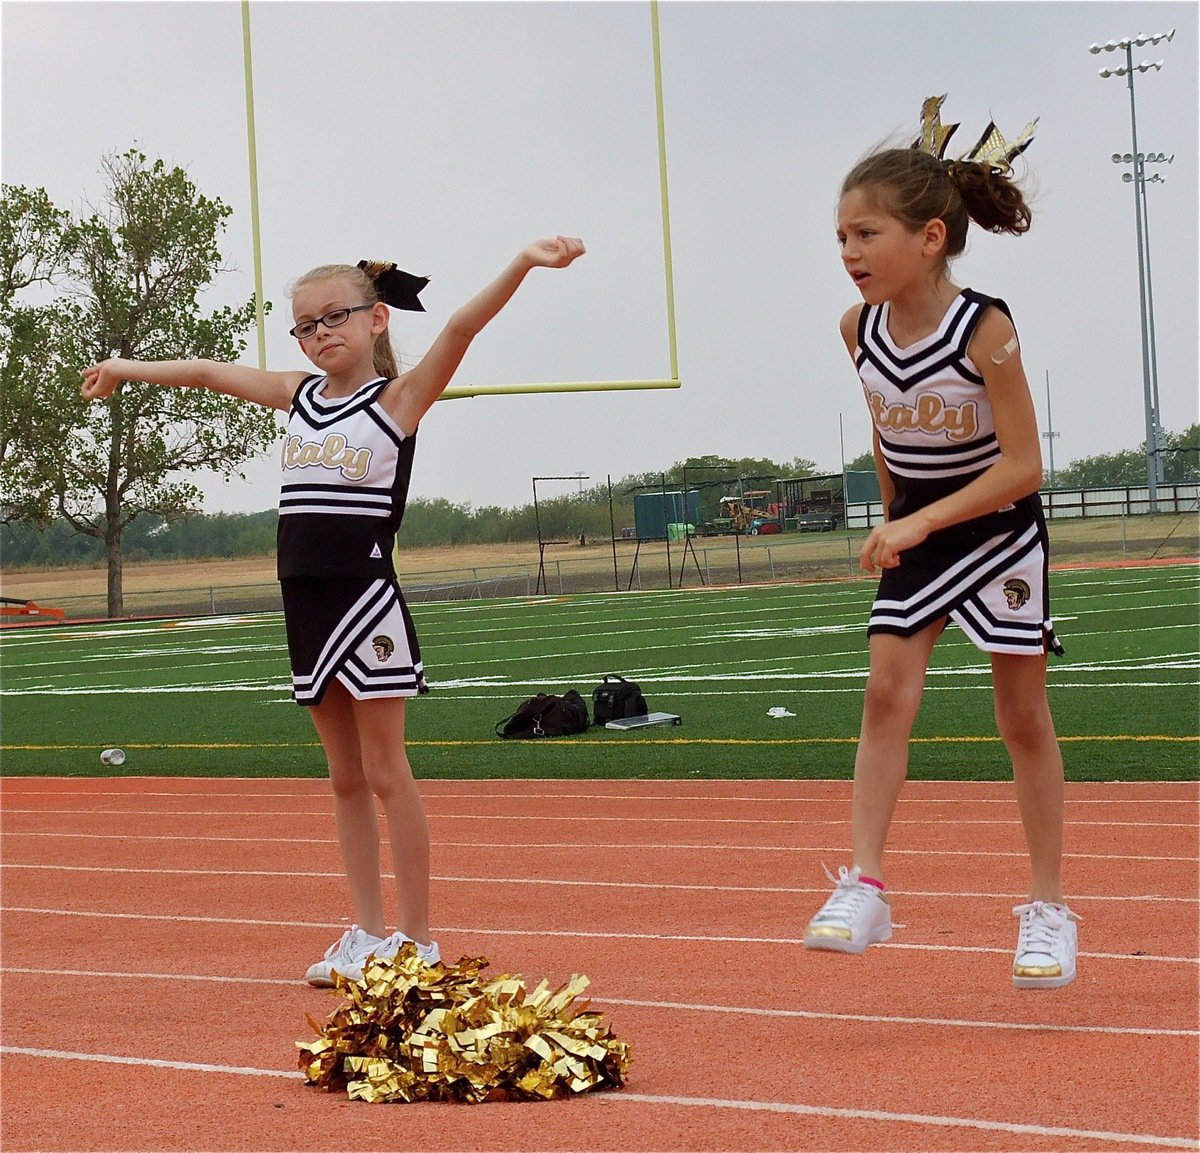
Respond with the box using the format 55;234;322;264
1;777;1197;1152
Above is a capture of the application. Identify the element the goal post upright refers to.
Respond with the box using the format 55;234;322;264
242;0;681;397
442;0;681;402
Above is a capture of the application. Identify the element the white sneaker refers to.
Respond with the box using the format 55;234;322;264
1013;901;1080;989
373;931;441;967
804;865;892;954
304;925;383;987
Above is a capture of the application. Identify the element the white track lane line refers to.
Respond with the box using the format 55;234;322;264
0;1045;1194;1149
2;966;1196;1039
9;854;1200;902
5;786;1197;805
7;831;1196;862
3;862;1197;905
4;806;1197;828
0;1045;294;1079
3;907;1196;965
596;1091;1200;1150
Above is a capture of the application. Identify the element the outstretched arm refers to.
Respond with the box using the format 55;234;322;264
386;236;586;434
82;358;306;412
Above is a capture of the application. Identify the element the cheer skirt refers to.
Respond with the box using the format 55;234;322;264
867;519;1063;657
281;576;428;706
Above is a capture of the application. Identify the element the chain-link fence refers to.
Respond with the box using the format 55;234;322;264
5;509;1196;621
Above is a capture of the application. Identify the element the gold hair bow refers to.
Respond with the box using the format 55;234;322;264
916;94;959;159
914;94;1037;176
358;260;394;280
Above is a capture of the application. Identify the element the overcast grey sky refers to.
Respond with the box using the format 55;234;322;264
3;1;1196;513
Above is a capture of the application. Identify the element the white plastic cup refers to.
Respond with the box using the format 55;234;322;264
100;748;126;766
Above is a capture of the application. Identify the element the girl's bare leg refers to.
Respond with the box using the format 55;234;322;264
349;693;432;944
992;652;1064;903
307;682;385;938
851;621;943;881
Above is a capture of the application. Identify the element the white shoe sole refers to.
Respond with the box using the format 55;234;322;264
305;962;363;987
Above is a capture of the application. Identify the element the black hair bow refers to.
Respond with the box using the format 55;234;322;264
356;260;429;312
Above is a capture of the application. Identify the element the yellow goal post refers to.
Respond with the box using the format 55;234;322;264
241;1;681;399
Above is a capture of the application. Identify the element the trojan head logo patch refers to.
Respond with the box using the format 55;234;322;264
1002;578;1031;611
372;635;395;663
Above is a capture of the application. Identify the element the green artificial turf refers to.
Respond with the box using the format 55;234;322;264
2;564;1196;780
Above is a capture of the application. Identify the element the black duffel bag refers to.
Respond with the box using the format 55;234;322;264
591;675;648;727
495;690;590;739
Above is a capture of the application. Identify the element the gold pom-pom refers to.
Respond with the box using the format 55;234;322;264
297;945;630;1104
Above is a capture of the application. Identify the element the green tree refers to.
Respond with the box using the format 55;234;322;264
844;450;877;474
0;186;71;488
1054;450;1145;489
0;151;278;616
1163;424;1199;484
1048;426;1197;489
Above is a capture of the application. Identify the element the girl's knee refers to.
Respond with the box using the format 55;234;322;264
362;757;417;803
995;697;1056;750
862;668;922;725
327;760;368;798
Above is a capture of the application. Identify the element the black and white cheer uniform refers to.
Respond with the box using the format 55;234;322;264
856;289;1062;656
277;374;428;705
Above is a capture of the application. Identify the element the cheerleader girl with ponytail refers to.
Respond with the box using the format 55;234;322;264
803;97;1078;989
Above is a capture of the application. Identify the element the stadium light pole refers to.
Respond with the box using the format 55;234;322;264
1042;371;1059;490
1115;150;1173;483
1089;28;1174;510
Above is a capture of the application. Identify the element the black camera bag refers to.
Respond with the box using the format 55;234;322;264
591;675;648;727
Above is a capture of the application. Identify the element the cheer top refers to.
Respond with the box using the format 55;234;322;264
855;289;1039;544
276;375;415;580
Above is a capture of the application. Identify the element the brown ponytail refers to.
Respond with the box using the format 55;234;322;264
945;159;1032;236
841;147;1032;262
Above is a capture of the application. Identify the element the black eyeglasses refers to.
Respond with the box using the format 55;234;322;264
289;303;374;340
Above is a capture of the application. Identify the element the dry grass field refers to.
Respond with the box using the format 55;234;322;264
0;541;542;601
2;513;1195;608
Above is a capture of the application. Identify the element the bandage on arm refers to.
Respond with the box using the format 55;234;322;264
991;335;1020;365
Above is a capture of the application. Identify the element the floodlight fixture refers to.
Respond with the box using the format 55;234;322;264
1089;29;1176;52
1099;60;1166;77
1088;27;1174;507
1112;152;1174;164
